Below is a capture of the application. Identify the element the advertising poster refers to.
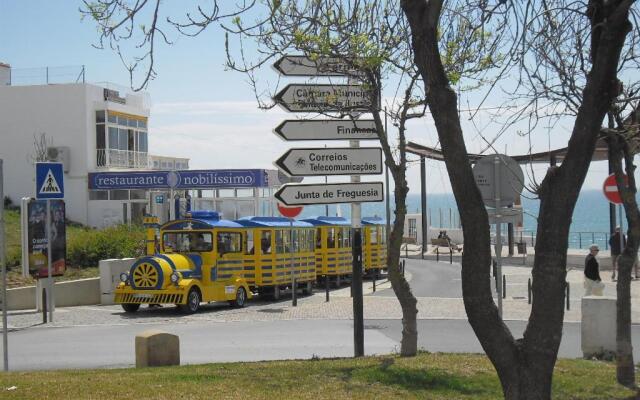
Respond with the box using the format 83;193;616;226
27;200;66;278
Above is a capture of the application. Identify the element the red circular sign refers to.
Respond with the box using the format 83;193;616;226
277;203;303;218
603;173;628;204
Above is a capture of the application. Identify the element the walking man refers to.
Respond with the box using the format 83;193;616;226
609;226;624;281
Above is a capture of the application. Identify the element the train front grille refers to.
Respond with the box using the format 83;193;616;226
116;293;184;304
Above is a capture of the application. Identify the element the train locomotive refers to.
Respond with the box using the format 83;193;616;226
114;211;387;313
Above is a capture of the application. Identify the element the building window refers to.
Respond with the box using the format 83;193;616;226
89;190;108;200
96;125;105;150
108;127;119;150
408;218;417;239
130;189;147;200
109;190;129;200
95;110;105;124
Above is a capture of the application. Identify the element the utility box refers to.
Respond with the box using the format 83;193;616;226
99;258;135;305
582;296;616;358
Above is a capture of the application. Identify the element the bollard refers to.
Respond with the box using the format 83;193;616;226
372;275;376;292
42;288;47;324
528;278;532;304
502;275;507;299
436;248;439;262
492;259;497;277
325;275;329;302
566;281;570;311
405;244;408;259
292;278;297;307
402;259;406;277
450;248;453;264
135;330;180;367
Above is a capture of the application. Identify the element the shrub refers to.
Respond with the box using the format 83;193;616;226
67;224;146;268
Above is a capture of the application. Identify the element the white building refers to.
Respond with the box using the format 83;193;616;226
0;63;189;227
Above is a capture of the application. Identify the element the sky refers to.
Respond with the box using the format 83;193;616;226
0;1;618;196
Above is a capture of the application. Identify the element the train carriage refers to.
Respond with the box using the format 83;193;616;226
362;217;388;278
114;211;252;313
235;216;316;299
301;216;353;286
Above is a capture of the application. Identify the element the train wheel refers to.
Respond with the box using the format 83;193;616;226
230;287;247;308
180;287;201;314
121;303;140;313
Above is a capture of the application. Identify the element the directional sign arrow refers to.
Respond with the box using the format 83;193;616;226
273;55;364;77
275;147;383;177
273;119;379;141
275;182;384;206
273;84;372;113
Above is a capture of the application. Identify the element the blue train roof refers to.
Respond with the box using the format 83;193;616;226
235;216;313;228
162;210;243;230
300;216;351;226
362;216;385;225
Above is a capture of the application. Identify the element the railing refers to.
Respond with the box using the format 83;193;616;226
96;149;150;169
517;230;610;250
7;65;85;86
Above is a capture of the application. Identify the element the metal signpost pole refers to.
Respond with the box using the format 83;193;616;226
494;156;503;318
619;204;624;256
351;139;364;357
1;160;8;371
291;217;297;307
46;198;53;322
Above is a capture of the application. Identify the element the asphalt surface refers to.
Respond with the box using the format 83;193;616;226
2;258;639;371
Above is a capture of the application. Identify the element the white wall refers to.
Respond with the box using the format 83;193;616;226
0;83;152;226
0;83;89;223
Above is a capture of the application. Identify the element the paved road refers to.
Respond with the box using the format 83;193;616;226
373;258;462;298
2;258;639;371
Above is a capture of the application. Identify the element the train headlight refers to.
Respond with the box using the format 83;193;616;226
170;272;181;284
119;272;129;283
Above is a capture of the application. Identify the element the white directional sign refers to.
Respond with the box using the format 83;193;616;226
276;147;383;177
275;182;384;206
273;84;372;113
273;55;363;77
273;119;379;141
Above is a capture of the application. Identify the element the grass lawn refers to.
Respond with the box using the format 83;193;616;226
0;353;637;399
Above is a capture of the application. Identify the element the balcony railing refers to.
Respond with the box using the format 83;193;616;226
96;149;151;169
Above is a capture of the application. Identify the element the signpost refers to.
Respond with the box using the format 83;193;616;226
603;173;628;204
273;84;372;113
272;54;380;358
275;182;384;206
275;147;382;177
35;162;64;323
273;55;364;77
472;154;524;318
603;173;628;262
273;119;379;141
277;203;304;307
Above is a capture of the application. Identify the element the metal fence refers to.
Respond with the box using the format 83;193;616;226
517;230;610;250
7;65;85;86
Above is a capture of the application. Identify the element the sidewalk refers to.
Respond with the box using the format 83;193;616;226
401;243;617;269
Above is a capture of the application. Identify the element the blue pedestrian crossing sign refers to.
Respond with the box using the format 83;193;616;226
36;162;64;199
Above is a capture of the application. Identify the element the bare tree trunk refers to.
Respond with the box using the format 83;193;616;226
401;0;633;397
609;135;637;388
386;169;418;356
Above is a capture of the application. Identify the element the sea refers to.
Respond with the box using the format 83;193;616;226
297;189;625;250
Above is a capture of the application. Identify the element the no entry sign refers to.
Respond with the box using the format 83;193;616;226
277;203;303;218
603;173;628;204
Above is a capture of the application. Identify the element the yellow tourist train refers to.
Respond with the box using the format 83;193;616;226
114;211;387;313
